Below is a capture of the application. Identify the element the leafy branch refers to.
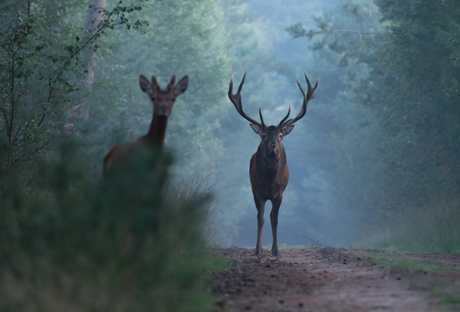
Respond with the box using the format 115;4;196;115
38;0;148;128
0;1;149;165
287;22;385;40
286;10;387;67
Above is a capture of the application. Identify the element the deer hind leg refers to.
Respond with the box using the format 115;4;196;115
270;195;282;257
254;196;266;256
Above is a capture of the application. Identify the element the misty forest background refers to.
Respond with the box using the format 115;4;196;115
0;0;459;310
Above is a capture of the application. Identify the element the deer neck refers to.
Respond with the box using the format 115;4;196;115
257;143;286;176
145;113;168;147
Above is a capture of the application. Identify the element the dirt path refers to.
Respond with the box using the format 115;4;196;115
211;247;460;312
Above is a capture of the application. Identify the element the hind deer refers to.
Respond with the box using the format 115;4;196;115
228;71;318;256
103;74;188;176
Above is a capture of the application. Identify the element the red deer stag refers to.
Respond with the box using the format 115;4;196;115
228;72;318;256
103;74;188;176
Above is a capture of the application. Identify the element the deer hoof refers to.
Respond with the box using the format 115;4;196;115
271;249;279;257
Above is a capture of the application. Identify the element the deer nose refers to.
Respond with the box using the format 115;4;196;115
159;105;168;114
269;141;277;149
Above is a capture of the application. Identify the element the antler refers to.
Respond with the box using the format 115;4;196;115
279;72;319;128
228;72;266;128
277;103;291;128
166;75;176;92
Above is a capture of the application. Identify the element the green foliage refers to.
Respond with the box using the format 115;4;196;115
94;0;230;171
287;1;386;67
361;0;460;200
0;0;231;294
0;0;149;165
0;135;217;312
288;0;460;252
353;0;460;252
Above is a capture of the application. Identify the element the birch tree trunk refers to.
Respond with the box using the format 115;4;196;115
77;0;107;120
43;0;65;35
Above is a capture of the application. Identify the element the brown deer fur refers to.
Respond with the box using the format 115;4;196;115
228;72;318;256
103;74;188;176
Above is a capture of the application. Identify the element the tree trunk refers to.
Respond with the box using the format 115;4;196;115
46;0;65;35
73;0;106;121
81;0;107;92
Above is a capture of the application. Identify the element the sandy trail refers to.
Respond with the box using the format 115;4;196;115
211;247;460;312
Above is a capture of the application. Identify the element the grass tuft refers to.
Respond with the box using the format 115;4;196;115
430;293;460;309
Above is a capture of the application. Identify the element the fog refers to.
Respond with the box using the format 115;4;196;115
208;0;367;247
1;0;459;253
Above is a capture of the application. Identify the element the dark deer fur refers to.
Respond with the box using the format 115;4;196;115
103;74;188;176
228;71;318;256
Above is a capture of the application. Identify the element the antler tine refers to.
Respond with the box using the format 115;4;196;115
258;103;267;128
296;78;306;97
281;73;319;128
278;103;291;128
228;72;264;127
304;71;319;99
237;71;246;95
167;75;176;92
304;71;312;90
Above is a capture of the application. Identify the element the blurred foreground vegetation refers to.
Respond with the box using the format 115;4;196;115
0;2;231;309
0;136;225;311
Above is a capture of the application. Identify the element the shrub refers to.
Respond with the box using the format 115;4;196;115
0;136;215;311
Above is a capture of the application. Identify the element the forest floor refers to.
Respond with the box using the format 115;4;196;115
210;246;460;312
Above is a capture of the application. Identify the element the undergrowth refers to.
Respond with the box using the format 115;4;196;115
0;136;227;311
360;196;460;254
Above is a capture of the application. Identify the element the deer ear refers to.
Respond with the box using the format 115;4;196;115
174;75;189;96
250;124;265;136
281;125;294;136
139;75;153;95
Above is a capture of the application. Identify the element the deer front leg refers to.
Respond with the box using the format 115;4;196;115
254;196;265;256
270;195;282;257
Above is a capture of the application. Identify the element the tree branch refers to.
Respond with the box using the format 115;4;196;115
302;29;386;39
11;125;22;145
0;97;9;132
36;1;122;127
37;79;53;128
8;50;15;144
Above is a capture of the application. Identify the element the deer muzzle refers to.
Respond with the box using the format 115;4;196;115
268;141;279;153
158;105;169;115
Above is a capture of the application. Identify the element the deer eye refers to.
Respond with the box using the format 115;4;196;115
171;97;176;101
151;97;156;101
